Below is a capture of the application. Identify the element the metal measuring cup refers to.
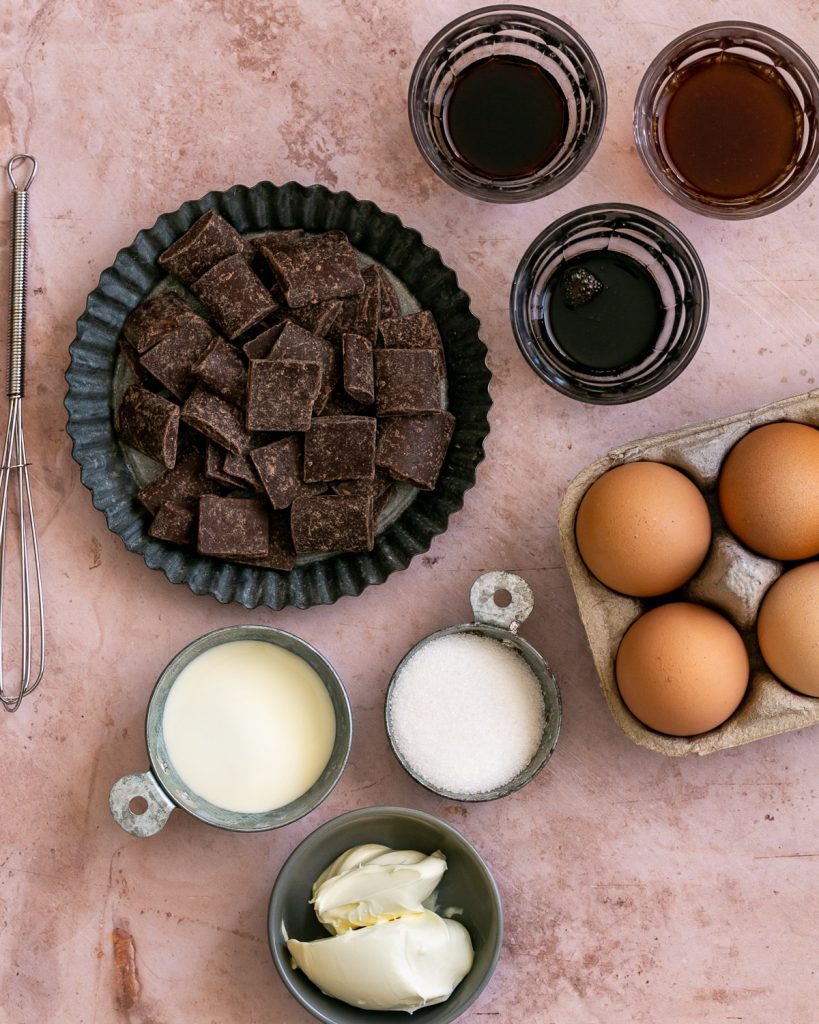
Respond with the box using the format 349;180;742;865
385;570;562;801
109;624;352;837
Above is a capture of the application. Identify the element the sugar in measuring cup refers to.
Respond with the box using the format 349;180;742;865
385;571;562;801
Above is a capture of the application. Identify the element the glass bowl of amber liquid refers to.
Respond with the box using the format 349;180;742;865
510;204;709;405
634;21;819;219
408;5;607;202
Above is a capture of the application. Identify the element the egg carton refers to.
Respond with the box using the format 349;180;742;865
558;388;819;757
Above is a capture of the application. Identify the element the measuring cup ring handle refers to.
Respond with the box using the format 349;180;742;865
109;770;175;837
469;571;535;631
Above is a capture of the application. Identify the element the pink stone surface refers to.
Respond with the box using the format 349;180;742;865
2;2;819;1022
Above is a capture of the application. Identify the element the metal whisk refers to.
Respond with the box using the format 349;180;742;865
1;154;44;712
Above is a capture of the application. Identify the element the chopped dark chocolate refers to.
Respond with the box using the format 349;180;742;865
204;441;239;486
181;385;252;454
233;510;297;571
137;449;221;514
332;468;393;521
139;311;218;400
190;255;277;340
380;310;445;376
192;336;247;406
376;412;455;490
561;267;603;308
246;358;321;432
119;339;150;383
250;435;324;509
242;323;283;361
222;450;264;492
158;210;245;286
286;298;343;338
372;263;402;321
117;385;180;469
330;263;380;345
331;468;391;498
374;349;442;415
149;502;197;545
249;229;305;256
304;415;376;482
121;292;197;355
342;332;374;404
263;232;365;307
269;321;339;411
291;494;374;554
197;495;269;558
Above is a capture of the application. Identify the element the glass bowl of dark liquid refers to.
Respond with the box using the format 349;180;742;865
635;22;819;219
510;204;709;404
408;5;607;202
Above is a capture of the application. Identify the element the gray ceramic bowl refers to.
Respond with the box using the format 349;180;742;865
109;624;352;836
268;806;503;1024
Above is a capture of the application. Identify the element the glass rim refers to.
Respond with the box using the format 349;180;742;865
407;4;607;203
633;20;819;220
509;202;710;405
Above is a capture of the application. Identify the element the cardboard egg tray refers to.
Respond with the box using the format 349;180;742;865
558;388;819;757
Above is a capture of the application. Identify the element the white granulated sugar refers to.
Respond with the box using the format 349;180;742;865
388;632;546;796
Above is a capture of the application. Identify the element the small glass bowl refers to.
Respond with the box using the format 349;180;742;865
408;5;607;203
510;204;709;405
634;21;819;219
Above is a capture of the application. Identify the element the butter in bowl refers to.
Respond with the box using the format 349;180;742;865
268;805;503;1023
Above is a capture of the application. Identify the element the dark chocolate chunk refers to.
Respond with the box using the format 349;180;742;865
139;311;218;400
158;210;244;286
181;385;252;454
380;311;445;376
116;385;180;469
376;412;455;490
374;349;442;415
242;323;283;361
249;229;305;256
121;292;197;355
137;449;221;514
372;263;402;321
304;415;376;482
291;494;374;554
286;298;343;338
342;332;374;404
269;321;339;411
332;468;393;519
263;232;365;307
192;336;247;406
204;442;239;486
246;358;321;432
250;435;322;509
197;495;269;557
119;339;150;383
149;502;197;545
191;255;277;340
331;468;391;498
222;451;264;492
233;510;297;571
319;391;374;417
561;267;603;308
330;263;380;345
373;484;394;519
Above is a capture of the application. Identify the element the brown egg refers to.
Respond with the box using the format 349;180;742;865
718;421;819;560
757;562;819;698
575;462;712;597
616;602;749;736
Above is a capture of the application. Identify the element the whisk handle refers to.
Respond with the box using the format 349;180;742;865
7;155;37;400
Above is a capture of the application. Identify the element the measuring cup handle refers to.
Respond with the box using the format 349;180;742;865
469;571;535;632
109;770;175;837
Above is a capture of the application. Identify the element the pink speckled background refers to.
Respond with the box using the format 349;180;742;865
2;2;819;1022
